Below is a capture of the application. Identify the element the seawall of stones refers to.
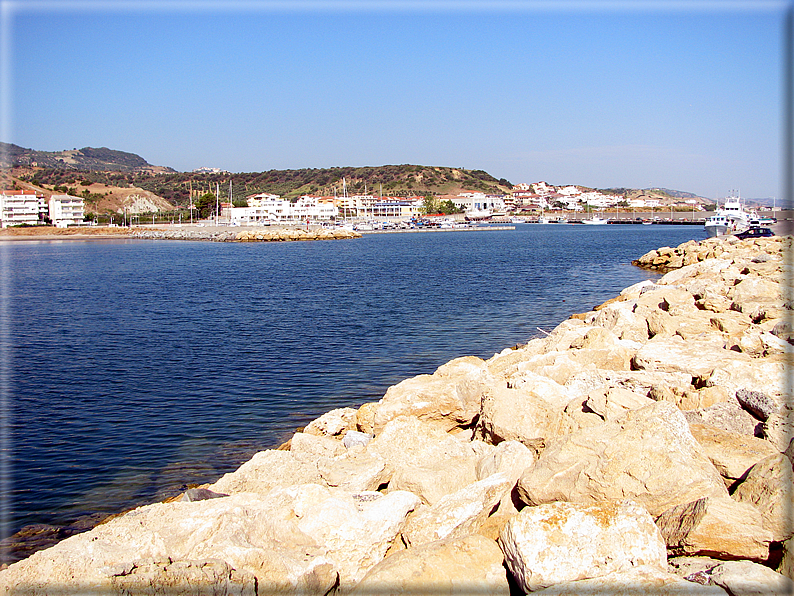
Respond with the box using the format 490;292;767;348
131;228;362;242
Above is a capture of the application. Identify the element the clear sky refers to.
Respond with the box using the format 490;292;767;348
2;0;791;200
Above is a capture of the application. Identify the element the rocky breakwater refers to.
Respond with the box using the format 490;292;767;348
2;235;793;595
131;227;362;242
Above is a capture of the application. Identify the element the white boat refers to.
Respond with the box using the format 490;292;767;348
582;216;609;225
465;208;492;221
537;216;551;224
704;191;752;237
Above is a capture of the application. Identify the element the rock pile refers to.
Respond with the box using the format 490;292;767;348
2;235;792;595
130;227;362;242
235;228;361;242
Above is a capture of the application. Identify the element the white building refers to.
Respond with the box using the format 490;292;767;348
0;190;41;227
453;193;508;213
49;194;85;227
230;194;338;224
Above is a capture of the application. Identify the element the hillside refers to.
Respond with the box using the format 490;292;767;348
10;163;514;212
1;143;174;174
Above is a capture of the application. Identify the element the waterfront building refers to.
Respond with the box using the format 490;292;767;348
0;190;42;227
452;193;508;213
230;194;338;224
48;194;85;227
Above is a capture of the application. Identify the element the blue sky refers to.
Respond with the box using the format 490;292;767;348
2;0;791;200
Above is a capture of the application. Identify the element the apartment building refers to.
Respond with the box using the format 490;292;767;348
49;194;85;227
0;190;41;227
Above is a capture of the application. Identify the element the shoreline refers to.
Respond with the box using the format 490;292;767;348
0;219;789;242
1;233;792;593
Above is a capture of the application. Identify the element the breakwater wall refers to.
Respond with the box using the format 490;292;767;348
132;227;362;242
2;235;792;594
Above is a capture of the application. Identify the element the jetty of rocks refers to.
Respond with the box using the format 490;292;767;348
2;235;792;595
131;227;362;242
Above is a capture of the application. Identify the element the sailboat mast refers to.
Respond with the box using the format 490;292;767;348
216;182;220;226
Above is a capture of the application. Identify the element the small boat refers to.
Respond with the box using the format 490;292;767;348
642;220;653;225
582;216;609;225
537;216;551;224
465;208;492;221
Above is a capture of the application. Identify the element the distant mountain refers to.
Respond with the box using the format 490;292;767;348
1;143;174;173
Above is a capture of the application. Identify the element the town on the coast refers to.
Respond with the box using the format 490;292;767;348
0;179;780;237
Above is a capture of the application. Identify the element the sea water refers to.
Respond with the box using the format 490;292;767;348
6;224;703;537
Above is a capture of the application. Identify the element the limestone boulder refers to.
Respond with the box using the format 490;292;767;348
655;496;772;560
365;415;478;480
732;453;794;542
530;565;728;595
316;451;388;492
500;370;572;411
107;559;256;595
373;356;495;432
208;449;322;495
683;400;763;437
591;300;650;342
584;386;655;421
303;407;358;437
696;560;794;596
475;439;537;513
728;277;782;310
401;473;514;548
350;534;509;596
516;401;728;517
289;432;345;459
355;402;378;434
498;500;667;593
763;411;794;452
705;358;789;405
688;423;778;485
476;383;572;450
388;455;478;505
632;336;751;379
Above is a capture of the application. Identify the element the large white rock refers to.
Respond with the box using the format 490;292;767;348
632;336;752;379
401;473;514;548
655;496;772;561
208;449;322;494
531;565;728;595
732;453;794;542
584;386;655;421
476;384;572;450
350;534;510;596
316;450;388;492
688;423;778;485
373;356;494;432
365;415;478;480
700;560;794;596
517;401;728;517
498;500;667;593
388;455;478;505
303;407;358;437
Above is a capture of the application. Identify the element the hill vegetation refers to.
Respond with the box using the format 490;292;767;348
14;162;514;209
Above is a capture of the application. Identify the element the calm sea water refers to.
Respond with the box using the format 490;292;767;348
5;224;703;538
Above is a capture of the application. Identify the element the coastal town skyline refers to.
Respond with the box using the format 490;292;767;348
2;0;790;202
